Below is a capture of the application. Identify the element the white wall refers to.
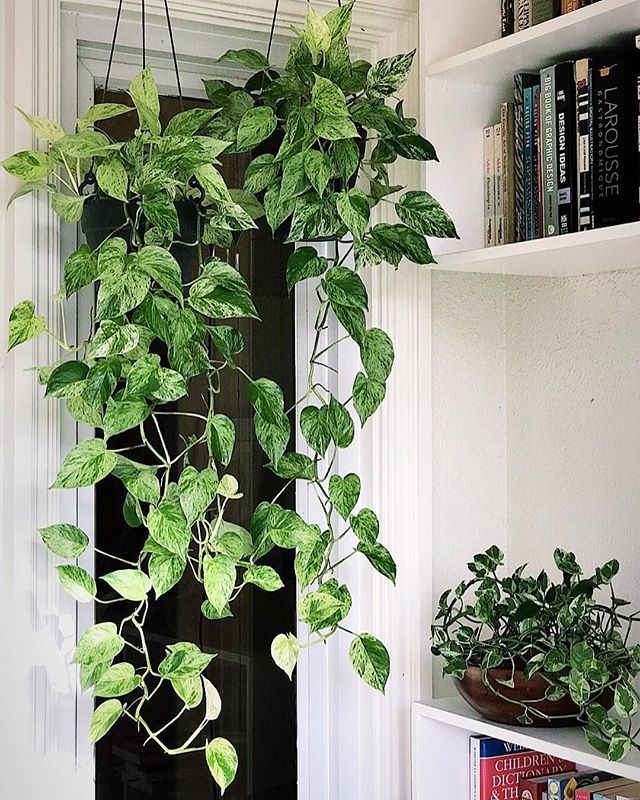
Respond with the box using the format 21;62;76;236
431;268;640;694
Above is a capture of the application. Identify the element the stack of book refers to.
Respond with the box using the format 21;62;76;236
502;0;603;37
470;735;638;799
483;37;640;247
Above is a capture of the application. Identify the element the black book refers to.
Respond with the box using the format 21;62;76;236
502;0;514;36
514;73;539;242
576;58;594;231
593;55;634;228
554;61;578;235
634;36;640;222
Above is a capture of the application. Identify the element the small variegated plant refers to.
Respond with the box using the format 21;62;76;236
4;2;456;793
432;546;640;763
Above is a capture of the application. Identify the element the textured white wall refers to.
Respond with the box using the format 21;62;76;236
430;268;640;694
431;271;508;696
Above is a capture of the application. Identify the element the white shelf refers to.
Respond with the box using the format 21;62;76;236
432;222;640;277
426;0;640;84
413;696;640;784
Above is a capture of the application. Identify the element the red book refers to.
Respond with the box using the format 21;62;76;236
470;736;575;800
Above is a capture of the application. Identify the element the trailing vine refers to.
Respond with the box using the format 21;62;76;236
3;3;456;793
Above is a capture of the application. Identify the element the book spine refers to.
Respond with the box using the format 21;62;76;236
532;0;555;24
635;36;640;222
484;126;496;246
494;122;505;245
535;84;543;237
524;85;534;239
520;778;545;800
576;58;594;230
593;58;628;228
469;738;480;800
548;777;566;800
516;0;532;31
501;102;516;243
502;0;515;35
561;0;582;11
541;65;558;235
555;61;578;234
514;75;528;241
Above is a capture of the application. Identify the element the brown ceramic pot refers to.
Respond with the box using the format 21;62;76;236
455;666;583;727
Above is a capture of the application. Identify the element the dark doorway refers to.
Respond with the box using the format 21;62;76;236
94;91;297;800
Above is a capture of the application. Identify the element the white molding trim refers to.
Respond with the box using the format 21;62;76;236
0;3;427;798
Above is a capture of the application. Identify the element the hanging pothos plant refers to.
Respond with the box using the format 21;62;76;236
3;2;456;794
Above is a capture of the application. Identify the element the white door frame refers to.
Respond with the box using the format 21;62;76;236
0;2;425;798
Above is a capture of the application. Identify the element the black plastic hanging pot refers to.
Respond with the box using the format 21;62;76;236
81;197;199;271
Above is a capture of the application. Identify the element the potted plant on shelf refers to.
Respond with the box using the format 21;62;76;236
4;2;456;793
432;545;640;762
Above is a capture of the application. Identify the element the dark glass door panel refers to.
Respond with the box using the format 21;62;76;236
94;92;296;800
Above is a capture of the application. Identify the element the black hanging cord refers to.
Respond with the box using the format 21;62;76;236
163;0;184;110
141;0;147;68
266;0;281;62
101;0;124;103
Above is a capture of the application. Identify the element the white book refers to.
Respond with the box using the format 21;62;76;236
483;126;496;247
469;736;483;800
494;121;504;245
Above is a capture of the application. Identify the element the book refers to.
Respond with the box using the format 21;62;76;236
524;79;541;239
502;0;515;36
542;771;618;800
532;0;559;24
469;736;575;800
575;780;638;800
634;35;640;222
540;65;558;235
561;0;583;11
494;122;505;245
593;55;631;228
535;82;544;237
516;0;532;31
501;102;516;243
522;771;615;800
484;126;496;247
555;60;578;234
514;73;539;241
576;57;594;230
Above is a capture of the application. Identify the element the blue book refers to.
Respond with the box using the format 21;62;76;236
523;82;541;240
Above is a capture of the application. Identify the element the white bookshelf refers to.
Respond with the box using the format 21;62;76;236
423;0;640;275
413;698;640;797
415;1;640;797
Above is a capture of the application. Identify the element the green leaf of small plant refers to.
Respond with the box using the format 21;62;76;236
348;633;390;692
357;541;396;584
351;508;379;545
96;159;128;201
353;372;386;425
40;523;89;558
271;633;300;679
93;663;141;698
207;413;236;466
73;622;125;665
147;500;191;557
367;50;416;98
8;300;46;350
90;699;123;744
51;438;117;489
206;737;238;795
328;473;360;519
236;106;277;152
102;569;152;601
243;565;284;592
17;108;64;141
57;565;97;603
216;48;270;70
395;190;458;239
204;554;237;615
